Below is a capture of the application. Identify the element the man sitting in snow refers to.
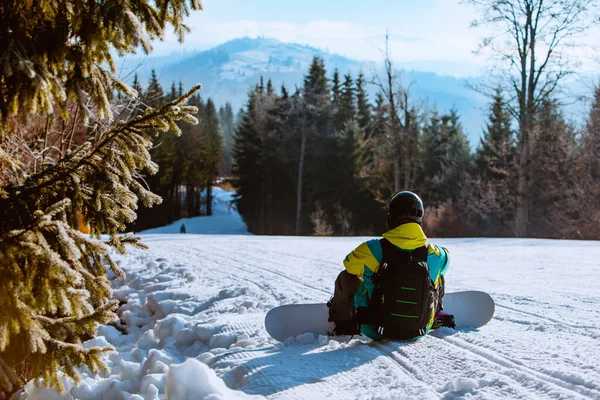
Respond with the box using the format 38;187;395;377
327;191;452;340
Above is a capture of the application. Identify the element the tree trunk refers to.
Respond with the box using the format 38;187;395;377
515;121;530;237
394;158;401;192
174;185;181;221
296;126;307;235
515;4;535;238
402;104;413;190
206;179;212;216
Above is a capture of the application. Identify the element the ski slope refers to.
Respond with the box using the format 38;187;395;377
139;187;249;235
20;234;600;399
16;193;600;399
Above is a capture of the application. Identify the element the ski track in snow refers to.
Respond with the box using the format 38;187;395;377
20;233;600;400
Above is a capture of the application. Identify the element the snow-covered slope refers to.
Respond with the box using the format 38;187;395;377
19;233;600;399
139;187;249;235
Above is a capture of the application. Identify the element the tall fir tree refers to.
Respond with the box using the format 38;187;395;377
233;90;267;233
417;110;470;236
218;103;236;176
181;94;207;219
419;111;470;206
529;100;579;238
132;74;144;101
336;74;356;129
146;70;165;108
462;91;517;236
582;86;600;180
475;90;516;180
266;79;275;96
202;99;223;216
296;56;332;234
358;92;389;202
331;69;341;105
355;72;372;136
576;85;600;238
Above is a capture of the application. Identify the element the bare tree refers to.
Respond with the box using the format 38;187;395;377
371;31;419;192
465;0;599;237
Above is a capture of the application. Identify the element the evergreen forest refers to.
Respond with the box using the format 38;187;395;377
129;72;235;232
232;57;600;239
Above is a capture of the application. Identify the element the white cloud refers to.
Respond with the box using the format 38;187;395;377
150;19;485;67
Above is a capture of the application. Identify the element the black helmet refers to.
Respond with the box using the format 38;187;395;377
387;191;424;228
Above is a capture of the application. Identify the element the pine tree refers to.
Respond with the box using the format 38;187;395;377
355;72;372;136
296;56;331;234
203;99;223;216
266;79;275;96
336;74;356;129
0;0;201;394
358;92;389;202
262;90;299;234
180;94;206;218
419;110;470;206
146;70;165;108
475;90;516;180
576;85;600;238
232;91;265;233
582;86;600;180
281;84;289;100
141;86;180;227
304;57;330;103
462;91;517;236
132;74;144;100
529;100;579;238
258;76;265;94
218;103;236;176
169;83;178;101
331;69;341;105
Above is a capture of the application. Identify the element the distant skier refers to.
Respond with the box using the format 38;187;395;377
327;191;452;340
180;223;186;234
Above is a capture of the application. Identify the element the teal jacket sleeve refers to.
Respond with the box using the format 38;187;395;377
426;244;450;283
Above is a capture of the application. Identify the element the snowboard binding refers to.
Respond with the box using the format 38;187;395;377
432;313;456;329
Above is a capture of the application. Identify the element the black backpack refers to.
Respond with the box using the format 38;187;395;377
356;238;435;339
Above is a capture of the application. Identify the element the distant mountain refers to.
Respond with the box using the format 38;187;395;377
117;37;489;145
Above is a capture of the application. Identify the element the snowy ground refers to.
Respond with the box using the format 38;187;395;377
139;187;248;235
17;192;600;399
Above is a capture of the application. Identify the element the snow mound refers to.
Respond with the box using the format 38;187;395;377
164;358;262;399
444;377;480;392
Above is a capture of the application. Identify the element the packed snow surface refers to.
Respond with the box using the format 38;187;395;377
19;234;600;399
15;192;600;399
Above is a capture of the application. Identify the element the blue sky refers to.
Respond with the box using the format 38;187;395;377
151;0;486;75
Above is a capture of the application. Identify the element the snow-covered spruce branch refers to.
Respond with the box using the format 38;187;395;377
0;198;121;393
0;85;201;394
0;85;201;241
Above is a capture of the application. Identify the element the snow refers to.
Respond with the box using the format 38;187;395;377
139;187;249;235
165;359;259;399
14;190;600;399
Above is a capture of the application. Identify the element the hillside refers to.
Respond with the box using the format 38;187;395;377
118;37;488;144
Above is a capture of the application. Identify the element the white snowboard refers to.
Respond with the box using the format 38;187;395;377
265;290;494;342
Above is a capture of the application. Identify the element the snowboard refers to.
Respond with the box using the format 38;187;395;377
265;290;494;342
